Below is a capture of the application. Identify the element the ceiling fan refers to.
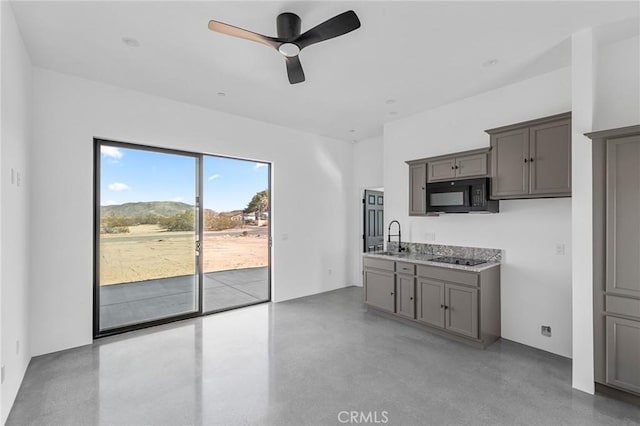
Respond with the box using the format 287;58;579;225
208;10;361;84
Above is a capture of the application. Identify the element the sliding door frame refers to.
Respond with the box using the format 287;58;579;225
93;138;271;338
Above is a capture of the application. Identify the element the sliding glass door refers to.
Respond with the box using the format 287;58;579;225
95;140;271;336
202;155;270;313
96;142;200;333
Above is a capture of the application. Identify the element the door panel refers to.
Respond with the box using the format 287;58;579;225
607;136;640;298
445;283;478;338
409;164;426;215
456;154;487;178
396;274;415;319
364;190;384;252
529;119;571;195
606;316;640;393
97;143;199;332
417;278;444;328
428;158;456;182
491;129;529;197
364;269;395;313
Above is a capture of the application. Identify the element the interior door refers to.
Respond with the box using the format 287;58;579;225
364;189;384;252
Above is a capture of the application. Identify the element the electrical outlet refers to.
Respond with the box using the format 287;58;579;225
541;326;552;337
555;243;565;256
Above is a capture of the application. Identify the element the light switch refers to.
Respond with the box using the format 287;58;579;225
555;243;565;256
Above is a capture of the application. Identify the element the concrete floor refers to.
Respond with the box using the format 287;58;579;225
8;287;640;425
100;267;269;330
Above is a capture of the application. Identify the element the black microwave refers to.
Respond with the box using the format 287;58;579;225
426;177;499;213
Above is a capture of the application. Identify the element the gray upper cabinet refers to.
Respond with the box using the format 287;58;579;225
427;151;489;182
409;163;427;216
487;112;571;199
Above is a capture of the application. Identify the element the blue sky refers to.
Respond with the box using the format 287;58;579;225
100;145;268;212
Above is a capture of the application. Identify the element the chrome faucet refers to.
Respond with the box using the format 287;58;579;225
388;220;405;252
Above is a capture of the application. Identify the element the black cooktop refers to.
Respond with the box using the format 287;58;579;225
431;256;486;266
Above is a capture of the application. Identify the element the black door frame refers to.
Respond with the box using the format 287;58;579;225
93;138;272;338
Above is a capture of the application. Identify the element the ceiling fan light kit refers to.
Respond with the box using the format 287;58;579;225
208;10;361;84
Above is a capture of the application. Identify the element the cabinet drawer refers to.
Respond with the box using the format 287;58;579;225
417;265;478;287
363;257;395;272
607;295;640;319
396;261;415;275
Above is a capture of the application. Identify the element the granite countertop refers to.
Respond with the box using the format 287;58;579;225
362;251;500;272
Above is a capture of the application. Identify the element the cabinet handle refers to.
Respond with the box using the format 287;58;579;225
524;158;528;163
410;297;413;300
530;157;534;162
390;292;394;296
440;304;444;309
455;165;459;169
421;187;425;190
451;166;455;170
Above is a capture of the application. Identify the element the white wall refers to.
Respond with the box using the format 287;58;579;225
594;35;640;131
1;2;33;422
30;68;354;356
383;68;573;357
350;136;384;285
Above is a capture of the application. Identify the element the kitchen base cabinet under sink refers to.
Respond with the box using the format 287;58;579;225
363;256;501;348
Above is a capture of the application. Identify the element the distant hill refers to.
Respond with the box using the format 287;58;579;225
101;201;194;218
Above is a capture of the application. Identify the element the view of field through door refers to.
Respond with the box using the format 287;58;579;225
95;141;271;336
202;155;270;313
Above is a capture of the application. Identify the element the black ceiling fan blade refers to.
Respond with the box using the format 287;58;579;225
294;10;360;50
285;56;305;84
208;20;282;49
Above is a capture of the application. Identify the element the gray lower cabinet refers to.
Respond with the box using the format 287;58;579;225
417;278;445;328
445;283;478;338
487;112;571;199
396;274;416;319
364;256;500;347
364;269;395;313
606;316;640;394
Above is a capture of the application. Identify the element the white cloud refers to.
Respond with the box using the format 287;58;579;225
208;174;221;181
254;163;267;170
101;146;123;160
108;182;131;191
172;196;183;202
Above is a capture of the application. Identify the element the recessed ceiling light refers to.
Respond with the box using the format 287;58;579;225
385;99;396;105
122;37;140;48
217;92;226;97
482;58;498;67
349;129;356;133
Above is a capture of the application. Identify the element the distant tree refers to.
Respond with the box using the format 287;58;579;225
244;190;269;219
100;214;130;234
158;210;194;232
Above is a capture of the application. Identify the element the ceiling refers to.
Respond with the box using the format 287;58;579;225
10;1;639;142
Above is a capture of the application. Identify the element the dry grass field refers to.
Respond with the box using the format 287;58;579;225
100;224;269;285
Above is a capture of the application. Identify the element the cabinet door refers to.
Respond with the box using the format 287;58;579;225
428;158;457;182
491;128;529;198
364;269;395;313
416;278;445;328
606;136;640;298
455;154;487;178
409;163;427;215
445;283;478;338
606;316;640;394
529;119;571;196
396;274;416;319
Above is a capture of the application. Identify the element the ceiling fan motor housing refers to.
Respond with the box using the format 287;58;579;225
277;13;302;40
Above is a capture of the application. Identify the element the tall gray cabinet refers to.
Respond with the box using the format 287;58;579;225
588;125;640;397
